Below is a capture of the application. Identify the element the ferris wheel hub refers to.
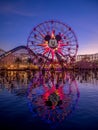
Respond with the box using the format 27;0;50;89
48;39;58;49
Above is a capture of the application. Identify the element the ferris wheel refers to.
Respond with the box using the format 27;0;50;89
27;20;78;68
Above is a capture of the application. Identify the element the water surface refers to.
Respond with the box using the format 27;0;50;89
0;70;98;130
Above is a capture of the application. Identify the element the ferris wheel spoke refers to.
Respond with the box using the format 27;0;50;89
60;42;69;47
57;49;65;57
31;36;43;42
37;43;47;47
34;48;44;52
65;36;74;41
35;29;45;38
29;40;41;45
66;31;73;36
37;25;46;36
43;23;48;33
51;30;55;38
61;29;70;37
32;33;44;40
67;43;76;46
53;22;57;30
35;49;45;54
69;39;77;42
50;50;55;61
33;47;44;52
46;22;51;32
62;48;69;53
43;24;49;35
42;51;51;69
43;48;50;55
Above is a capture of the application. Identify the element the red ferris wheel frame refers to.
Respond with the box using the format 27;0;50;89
27;20;78;68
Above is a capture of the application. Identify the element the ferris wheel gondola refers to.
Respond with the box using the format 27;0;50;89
27;20;78;69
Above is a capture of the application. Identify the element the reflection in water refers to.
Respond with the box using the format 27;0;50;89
0;71;33;95
0;70;98;94
76;70;98;85
0;70;98;129
27;71;80;128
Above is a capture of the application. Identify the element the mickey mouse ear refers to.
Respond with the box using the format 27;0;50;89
55;35;61;41
44;35;51;41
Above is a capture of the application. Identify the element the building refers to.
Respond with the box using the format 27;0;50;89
76;53;98;62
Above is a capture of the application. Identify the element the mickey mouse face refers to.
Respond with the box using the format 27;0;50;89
44;34;62;49
48;39;58;48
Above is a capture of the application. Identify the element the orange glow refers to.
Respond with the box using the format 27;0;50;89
51;31;55;39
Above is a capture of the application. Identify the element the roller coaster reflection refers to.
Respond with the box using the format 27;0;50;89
27;70;80;127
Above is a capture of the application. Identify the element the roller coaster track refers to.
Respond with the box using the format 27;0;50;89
0;45;49;61
0;45;28;60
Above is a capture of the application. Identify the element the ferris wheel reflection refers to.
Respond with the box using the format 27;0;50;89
27;70;80;127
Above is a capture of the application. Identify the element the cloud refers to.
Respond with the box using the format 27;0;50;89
11;9;36;17
0;2;37;17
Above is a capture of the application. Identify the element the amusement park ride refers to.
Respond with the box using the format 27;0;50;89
27;20;78;70
0;20;78;70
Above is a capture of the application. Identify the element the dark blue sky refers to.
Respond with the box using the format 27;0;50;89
0;0;98;54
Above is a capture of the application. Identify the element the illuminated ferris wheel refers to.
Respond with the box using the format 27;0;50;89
27;20;78;67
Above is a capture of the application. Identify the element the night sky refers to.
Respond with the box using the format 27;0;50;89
0;0;98;54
